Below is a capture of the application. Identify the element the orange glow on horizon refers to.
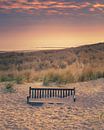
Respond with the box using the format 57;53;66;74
0;23;104;50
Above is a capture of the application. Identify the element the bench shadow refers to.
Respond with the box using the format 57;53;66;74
28;102;64;107
29;102;44;107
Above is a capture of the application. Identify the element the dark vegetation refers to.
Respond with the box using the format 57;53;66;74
3;83;15;93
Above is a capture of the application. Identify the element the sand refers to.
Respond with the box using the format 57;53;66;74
0;79;104;130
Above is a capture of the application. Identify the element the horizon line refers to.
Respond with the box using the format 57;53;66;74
0;42;103;52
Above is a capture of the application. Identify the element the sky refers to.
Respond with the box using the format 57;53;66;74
0;0;104;51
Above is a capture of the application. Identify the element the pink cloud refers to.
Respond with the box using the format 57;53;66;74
89;8;95;12
0;0;104;15
93;3;104;8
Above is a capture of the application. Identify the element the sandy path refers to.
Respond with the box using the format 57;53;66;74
0;79;104;130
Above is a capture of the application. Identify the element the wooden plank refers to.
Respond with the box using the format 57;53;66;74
40;90;42;98
68;90;70;96
34;89;36;98
62;90;64;98
50;90;52;98
35;90;37;98
42;90;44;98
57;90;60;97
32;90;34;98
71;90;72;95
60;90;62;98
37;90;39;98
55;90;57;97
47;89;50;98
53;90;54;97
44;89;47;98
66;90;68;97
31;88;74;91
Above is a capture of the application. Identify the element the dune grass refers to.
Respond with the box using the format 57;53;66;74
0;64;103;86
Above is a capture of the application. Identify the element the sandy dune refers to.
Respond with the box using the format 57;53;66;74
0;79;104;130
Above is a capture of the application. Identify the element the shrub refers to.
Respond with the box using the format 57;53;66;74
62;71;75;83
43;76;50;86
78;70;104;82
43;69;75;86
78;71;94;82
15;76;24;84
96;71;104;79
24;71;32;82
43;72;58;86
0;76;15;82
4;83;15;93
59;62;66;69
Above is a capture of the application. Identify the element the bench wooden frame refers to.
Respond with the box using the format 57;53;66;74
27;87;76;104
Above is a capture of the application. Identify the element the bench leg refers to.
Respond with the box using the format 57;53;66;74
73;95;76;102
27;96;30;104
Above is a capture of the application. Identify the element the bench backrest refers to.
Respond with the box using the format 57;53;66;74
27;87;76;102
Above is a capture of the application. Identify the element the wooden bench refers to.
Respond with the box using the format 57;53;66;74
27;87;76;104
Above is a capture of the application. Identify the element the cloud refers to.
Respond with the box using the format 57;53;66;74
93;3;104;8
0;0;104;15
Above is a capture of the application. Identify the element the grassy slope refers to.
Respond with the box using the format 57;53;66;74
0;42;104;83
